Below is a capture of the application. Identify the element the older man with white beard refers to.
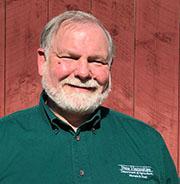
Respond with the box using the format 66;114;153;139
38;17;112;130
0;10;178;184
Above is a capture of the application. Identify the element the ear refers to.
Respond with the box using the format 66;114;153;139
37;48;46;76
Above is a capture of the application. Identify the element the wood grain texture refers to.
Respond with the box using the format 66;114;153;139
134;0;179;168
5;0;48;114
1;0;179;174
91;0;135;116
48;0;91;20
0;0;5;117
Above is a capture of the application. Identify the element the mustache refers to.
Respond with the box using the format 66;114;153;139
61;78;100;88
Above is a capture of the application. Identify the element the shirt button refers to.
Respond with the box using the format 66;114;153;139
80;169;85;176
75;135;80;141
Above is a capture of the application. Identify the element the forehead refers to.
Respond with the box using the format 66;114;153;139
50;21;109;56
58;20;106;35
53;21;108;45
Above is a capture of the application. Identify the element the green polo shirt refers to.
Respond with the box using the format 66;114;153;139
0;92;178;184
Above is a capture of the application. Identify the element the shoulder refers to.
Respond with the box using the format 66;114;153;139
102;107;168;159
104;107;156;130
1;105;40;121
0;105;42;130
101;107;163;145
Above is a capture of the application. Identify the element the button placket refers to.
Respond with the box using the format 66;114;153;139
72;132;92;183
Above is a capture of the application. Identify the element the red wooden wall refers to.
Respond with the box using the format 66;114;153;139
0;0;179;174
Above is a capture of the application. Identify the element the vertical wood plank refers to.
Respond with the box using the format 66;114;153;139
48;0;91;20
0;0;5;117
5;0;48;114
91;0;135;116
135;0;179;169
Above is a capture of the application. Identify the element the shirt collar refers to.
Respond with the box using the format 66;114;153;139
39;90;103;132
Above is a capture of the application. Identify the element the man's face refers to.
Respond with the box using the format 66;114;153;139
38;22;111;114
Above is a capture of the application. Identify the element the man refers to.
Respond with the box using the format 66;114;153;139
0;10;178;184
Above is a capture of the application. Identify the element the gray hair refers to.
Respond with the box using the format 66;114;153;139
40;10;115;65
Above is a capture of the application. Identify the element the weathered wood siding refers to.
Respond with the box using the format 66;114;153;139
0;0;179;173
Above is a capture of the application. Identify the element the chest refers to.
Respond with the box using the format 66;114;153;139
0;130;161;184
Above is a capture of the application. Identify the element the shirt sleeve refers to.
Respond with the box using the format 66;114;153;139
160;135;179;184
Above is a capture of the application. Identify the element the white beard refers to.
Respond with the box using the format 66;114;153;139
41;62;111;115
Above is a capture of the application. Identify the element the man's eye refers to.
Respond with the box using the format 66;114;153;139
89;60;107;65
57;55;78;60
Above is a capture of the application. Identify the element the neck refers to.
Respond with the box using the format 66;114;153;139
47;97;91;131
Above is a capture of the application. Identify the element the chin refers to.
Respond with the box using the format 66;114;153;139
46;88;109;114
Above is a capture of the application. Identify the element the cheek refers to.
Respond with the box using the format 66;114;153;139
92;67;110;86
49;62;75;81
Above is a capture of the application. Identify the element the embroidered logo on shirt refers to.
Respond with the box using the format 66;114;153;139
118;164;154;179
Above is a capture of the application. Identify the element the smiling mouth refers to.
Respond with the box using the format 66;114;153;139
66;84;97;91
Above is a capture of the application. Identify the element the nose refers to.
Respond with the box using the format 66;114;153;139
74;59;92;81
